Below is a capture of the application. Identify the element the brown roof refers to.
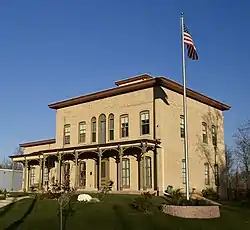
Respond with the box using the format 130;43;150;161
20;138;56;148
48;76;231;111
114;73;153;86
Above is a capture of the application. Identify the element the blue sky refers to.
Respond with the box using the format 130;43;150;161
0;0;249;159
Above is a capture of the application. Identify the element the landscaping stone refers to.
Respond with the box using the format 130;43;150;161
161;204;220;219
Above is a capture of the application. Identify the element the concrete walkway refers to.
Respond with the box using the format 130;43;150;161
0;196;29;209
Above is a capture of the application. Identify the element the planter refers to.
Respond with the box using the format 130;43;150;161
161;204;220;219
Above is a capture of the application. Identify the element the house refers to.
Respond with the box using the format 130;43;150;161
10;74;230;194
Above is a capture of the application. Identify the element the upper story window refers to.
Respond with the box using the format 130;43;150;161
120;114;129;138
79;121;86;143
212;125;217;146
64;124;70;145
204;163;210;185
140;111;150;135
99;114;106;144
180;115;185;138
202;122;208;143
91;117;97;143
108;114;114;141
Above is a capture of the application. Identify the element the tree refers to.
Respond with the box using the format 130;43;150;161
225;145;235;188
234;120;250;190
196;108;227;195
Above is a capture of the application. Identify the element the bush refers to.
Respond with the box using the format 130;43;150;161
97;180;114;201
168;197;210;206
202;187;219;200
0;194;6;200
130;192;155;213
40;191;62;200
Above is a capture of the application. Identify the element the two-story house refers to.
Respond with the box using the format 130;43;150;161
10;73;230;194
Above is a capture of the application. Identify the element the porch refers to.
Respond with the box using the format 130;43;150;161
10;139;160;193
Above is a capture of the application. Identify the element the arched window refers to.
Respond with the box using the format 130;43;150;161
145;156;152;188
99;114;106;144
91;117;97;143
204;163;210;185
202;122;208;143
108;113;114;141
122;158;130;188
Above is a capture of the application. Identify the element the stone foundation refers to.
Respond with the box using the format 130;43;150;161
162;205;220;219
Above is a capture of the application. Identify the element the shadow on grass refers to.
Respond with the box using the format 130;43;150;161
0;201;16;218
113;204;130;230
5;197;37;230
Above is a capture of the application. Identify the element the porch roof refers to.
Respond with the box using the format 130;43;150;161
10;138;160;160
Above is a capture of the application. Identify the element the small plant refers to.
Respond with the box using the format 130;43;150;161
202;187;219;200
97;180;114;201
130;192;155;214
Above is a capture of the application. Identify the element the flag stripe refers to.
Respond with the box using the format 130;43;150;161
183;24;198;60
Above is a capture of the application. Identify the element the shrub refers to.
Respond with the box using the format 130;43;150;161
40;191;62;200
168;197;210;206
202;187;219;200
97;180;114;201
130;192;155;213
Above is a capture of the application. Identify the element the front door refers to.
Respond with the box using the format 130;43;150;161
101;159;109;188
79;161;86;188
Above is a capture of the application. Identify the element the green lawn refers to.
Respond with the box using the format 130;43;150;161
0;194;250;230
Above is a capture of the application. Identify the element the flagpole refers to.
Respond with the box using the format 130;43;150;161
181;12;190;200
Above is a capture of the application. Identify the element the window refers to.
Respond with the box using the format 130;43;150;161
79;161;86;187
140;111;150;135
214;164;219;186
64;124;70;144
79;122;86;143
180;115;185;138
101;161;106;178
64;162;70;184
202;122;208;143
182;159;186;184
44;167;49;185
205;163;210;185
91;117;97;143
212;125;217;146
99;114;106;144
122;158;130;187
30;167;35;186
120;115;129;137
108;114;114;141
145;156;152;188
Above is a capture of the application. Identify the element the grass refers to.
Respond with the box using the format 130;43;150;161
0;194;250;230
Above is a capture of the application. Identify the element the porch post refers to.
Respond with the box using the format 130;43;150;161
98;148;102;190
142;142;147;190
74;151;78;188
38;156;42;190
117;146;123;191
11;159;14;191
137;154;141;190
42;155;46;189
58;152;62;186
23;157;27;192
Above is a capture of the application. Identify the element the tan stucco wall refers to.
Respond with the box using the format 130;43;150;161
154;86;225;193
23;143;57;155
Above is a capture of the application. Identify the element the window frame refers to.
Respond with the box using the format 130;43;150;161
64;124;71;145
145;156;152;188
108;113;115;141
91;117;97;143
214;164;219;186
98;114;106;144
120;114;129;138
30;166;36;186
140;110;150;135
122;158;130;188
202;122;208;144
180;115;185;138
204;163;210;185
79;121;86;143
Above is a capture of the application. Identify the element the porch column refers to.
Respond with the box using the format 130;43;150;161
137;154;141;190
117;146;123;191
58;152;62;186
142;142;147;190
42;155;46;188
11;159;14;191
23;157;27;192
98;148;102;190
74;151;78;188
38;156;42;190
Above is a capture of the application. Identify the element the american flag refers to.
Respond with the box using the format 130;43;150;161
183;24;198;60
